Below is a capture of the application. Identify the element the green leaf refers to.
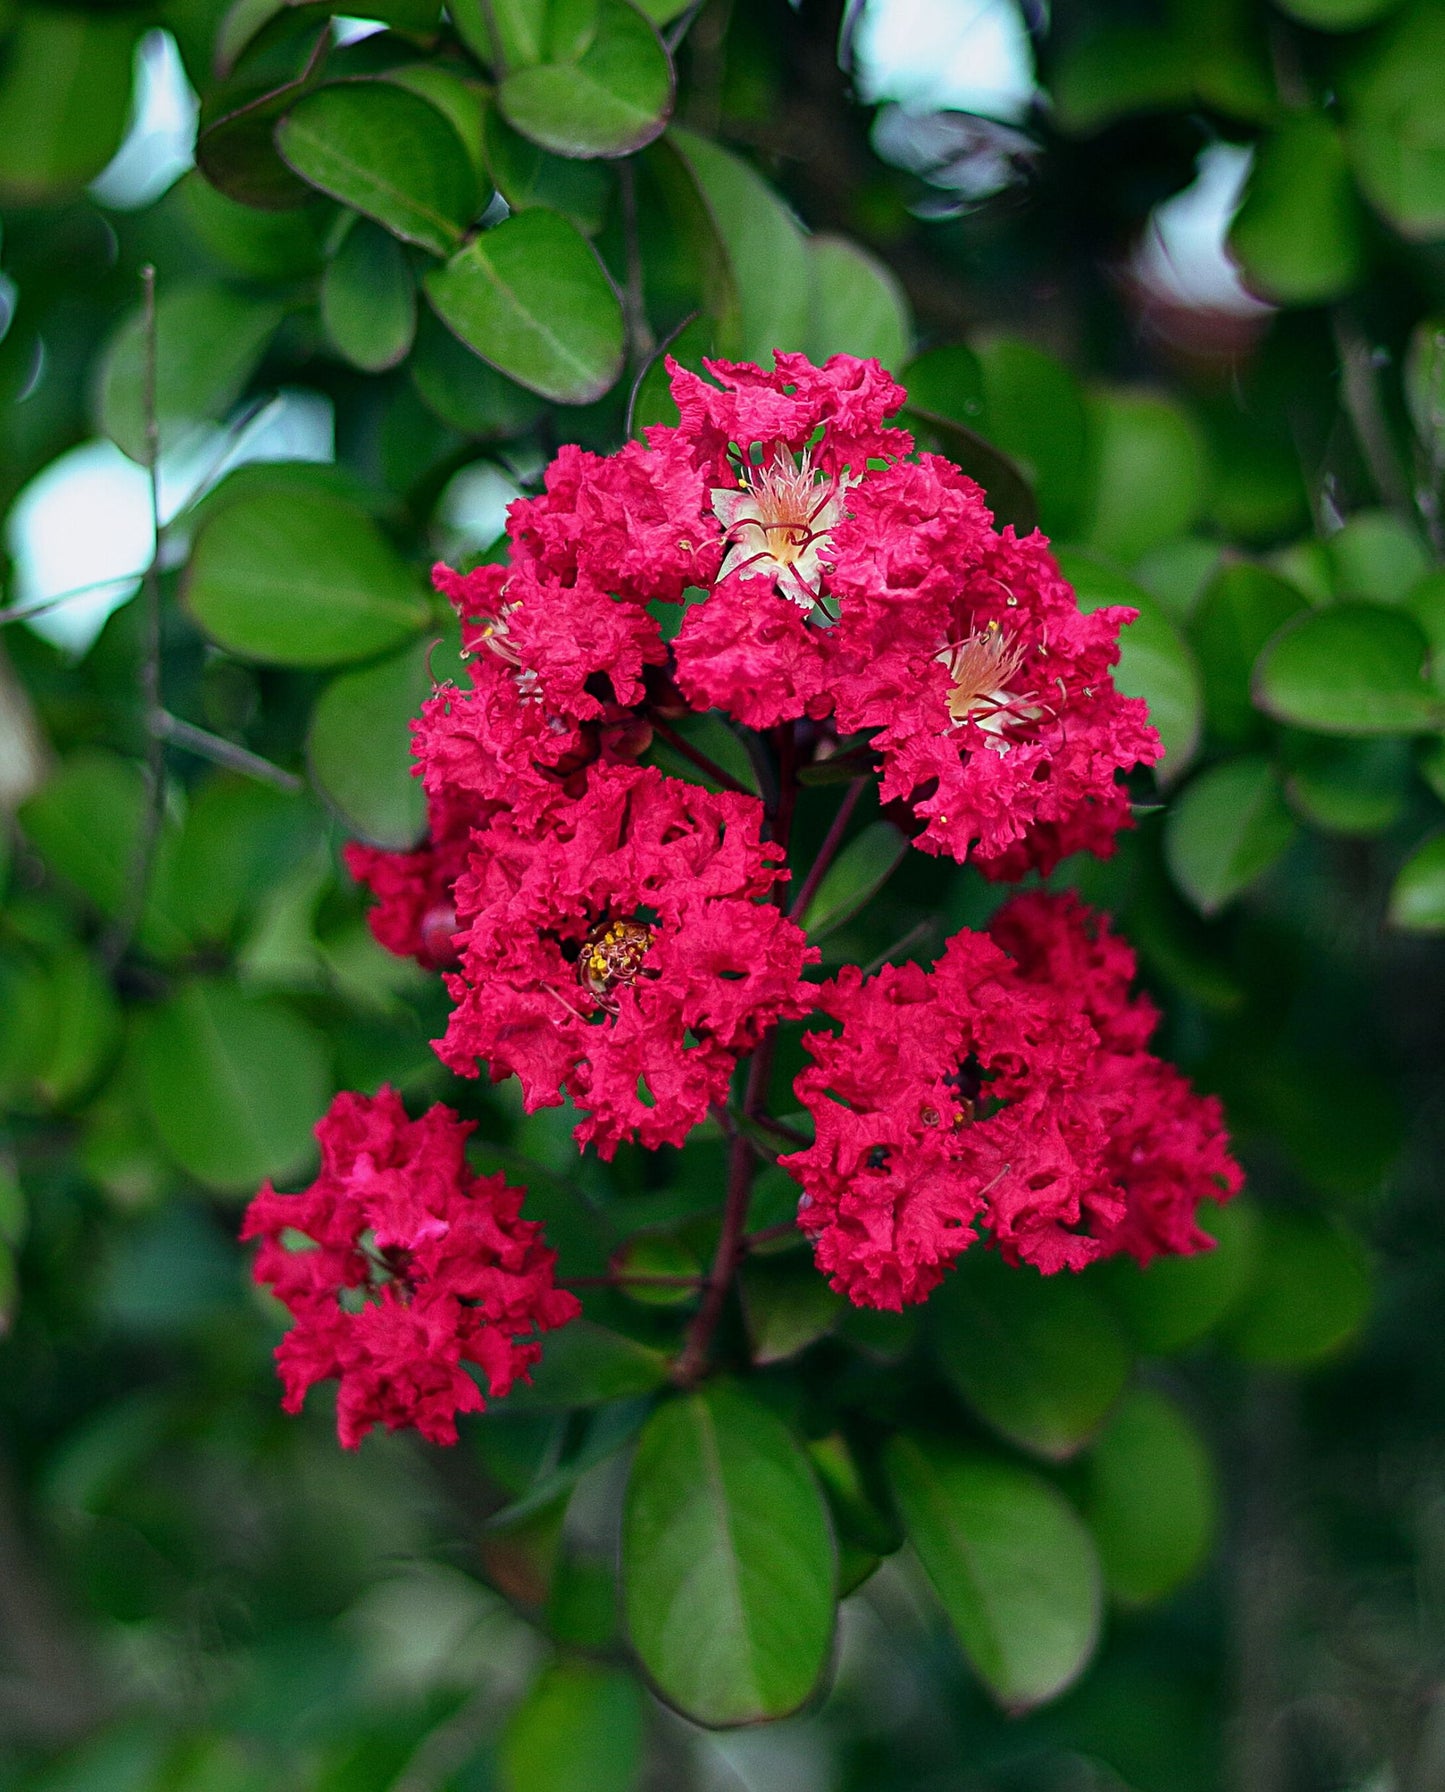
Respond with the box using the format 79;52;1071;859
1277;0;1402;25
177;171;328;279
321;219;417;373
1223;1211;1372;1367
1284;736;1411;836
196;41;331;210
1345;1;1445;240
740;1258;844;1365
308;635;462;849
886;1438;1102;1713
482;105;613;230
1082;1387;1218;1607
1388;830;1445;932
0;11;137;203
507;1321;670;1408
500;1661;643;1792
499;0;674;159
901;404;1038;536
410;311;546;436
931;1254;1132;1461
1253;604;1441;735
183;473;430;667
901;345;985;426
1101;1198;1260;1355
801;820;908;940
667;129;812;364
1228;114;1365;306
1189;562;1307;745
277;81;483;255
807;235;911;370
1325;511;1431;605
611;1232;701;1308
1083;389;1209;565
1164;756;1298;915
385;63;489;180
1405;316;1445;464
98;283;286;465
974;335;1091;540
18;753;189;960
1061;549;1202;780
136;979;329;1192
169;777;317;946
424;209;626;404
622;1382;836;1725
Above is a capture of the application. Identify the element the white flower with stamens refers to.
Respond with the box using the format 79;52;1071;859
710;447;854;612
937;622;1041;749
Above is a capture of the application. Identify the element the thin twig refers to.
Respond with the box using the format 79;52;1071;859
0;571;150;630
154;712;303;792
562;1273;703;1290
1333;309;1412;517
787;775;866;922
101;265;167;971
649;714;752;795
742;1220;800;1251
740;1111;809;1147
617;159;654;373
861;917;936;978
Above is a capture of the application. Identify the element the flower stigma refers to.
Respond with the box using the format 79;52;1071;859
710;446;855;612
937;621;1041;745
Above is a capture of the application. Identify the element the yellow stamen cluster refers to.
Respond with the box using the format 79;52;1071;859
578;919;654;1000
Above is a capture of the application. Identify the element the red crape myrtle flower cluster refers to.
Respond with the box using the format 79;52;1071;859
246;351;1241;1442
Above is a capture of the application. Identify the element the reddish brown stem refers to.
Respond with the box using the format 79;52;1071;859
649;715;753;796
787;775;866;923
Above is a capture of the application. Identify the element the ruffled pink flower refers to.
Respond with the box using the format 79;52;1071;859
782;931;1118;1310
988;891;1243;1262
667;353;912;726
436;764;818;1157
242;1088;579;1448
828;462;1160;874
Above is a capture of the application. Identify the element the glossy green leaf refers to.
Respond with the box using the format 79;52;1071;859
1253;604;1441;735
1189;562;1306;745
932;1254;1132;1461
801;820;908;940
321;220;416;372
1229;114;1365;306
1164;756;1297;915
1084;389;1209;565
807;234;911;370
886;1438;1102;1713
668;129;812;364
740;1259;844;1365
622;1382;836;1725
482;105;613;229
1223;1211;1373;1367
196;42;330;210
1345;1;1445;240
18;754;189;960
1061;549;1203;780
1388;830;1445;932
385;63;488;180
277;81;483;255
974;335;1092;540
136;979;329;1192
500;1661;643;1792
499;0;674;159
1083;1387;1218;1607
308;636;458;849
98;283;287;466
410;311;546;436
183;476;430;666
1102;1198;1260;1355
508;1321;670;1408
0;11;137;203
424;209;626;403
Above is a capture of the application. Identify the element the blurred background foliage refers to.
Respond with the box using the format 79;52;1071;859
2;0;1445;1786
